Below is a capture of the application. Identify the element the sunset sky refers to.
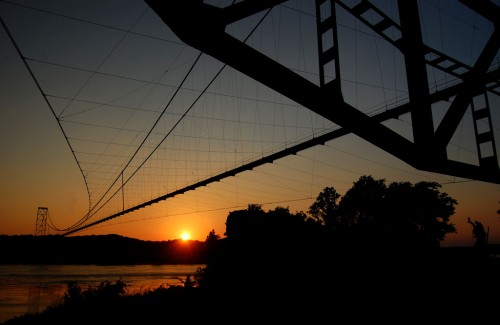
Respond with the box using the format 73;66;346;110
1;0;499;246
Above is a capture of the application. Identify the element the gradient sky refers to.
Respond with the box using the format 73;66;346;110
1;0;499;246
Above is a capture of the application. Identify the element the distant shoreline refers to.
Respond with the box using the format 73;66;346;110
0;234;209;265
2;233;500;265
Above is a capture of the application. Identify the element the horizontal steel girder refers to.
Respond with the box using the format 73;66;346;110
145;0;500;184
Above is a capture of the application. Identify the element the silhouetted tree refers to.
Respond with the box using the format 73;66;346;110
267;206;308;225
307;186;340;227
309;175;457;248
205;229;221;242
203;229;221;264
225;204;312;241
336;175;386;230
247;203;265;214
384;180;457;248
224;203;266;239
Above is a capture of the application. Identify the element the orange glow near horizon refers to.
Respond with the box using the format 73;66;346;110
0;0;499;248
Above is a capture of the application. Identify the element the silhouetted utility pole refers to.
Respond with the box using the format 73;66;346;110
34;207;48;236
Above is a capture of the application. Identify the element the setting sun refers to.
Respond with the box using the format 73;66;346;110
181;232;190;241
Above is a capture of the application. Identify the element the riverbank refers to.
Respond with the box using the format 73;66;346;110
0;264;204;324
3;245;500;324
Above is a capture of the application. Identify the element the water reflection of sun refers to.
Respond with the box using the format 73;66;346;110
181;232;190;241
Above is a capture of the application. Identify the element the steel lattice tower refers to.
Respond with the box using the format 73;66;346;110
34;207;48;236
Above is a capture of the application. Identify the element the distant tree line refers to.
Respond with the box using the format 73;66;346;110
197;175;460;298
224;175;458;250
0;234;208;265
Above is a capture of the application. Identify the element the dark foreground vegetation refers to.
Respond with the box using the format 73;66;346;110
3;242;499;324
3;175;500;323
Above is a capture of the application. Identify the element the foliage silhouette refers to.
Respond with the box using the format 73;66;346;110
197;189;500;322
205;229;221;242
307;186;340;226
468;217;488;247
63;279;127;305
4;278;205;325
4;179;500;323
309;175;457;250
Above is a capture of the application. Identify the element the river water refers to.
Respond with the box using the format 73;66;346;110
0;264;205;323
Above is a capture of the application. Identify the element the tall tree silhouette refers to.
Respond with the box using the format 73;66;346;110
336;175;386;230
384;180;457;248
205;229;221;243
309;175;457;248
307;187;340;227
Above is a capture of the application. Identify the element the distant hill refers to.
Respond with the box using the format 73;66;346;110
2;233;498;266
0;234;208;265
